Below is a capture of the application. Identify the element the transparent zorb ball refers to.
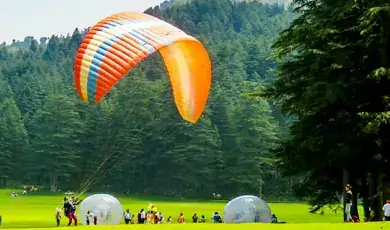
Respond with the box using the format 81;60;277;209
78;194;123;225
223;195;272;223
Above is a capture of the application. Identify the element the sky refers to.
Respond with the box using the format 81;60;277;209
0;0;164;44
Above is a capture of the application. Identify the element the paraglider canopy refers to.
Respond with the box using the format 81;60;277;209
74;12;212;123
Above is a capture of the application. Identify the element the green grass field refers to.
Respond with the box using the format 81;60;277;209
0;189;388;230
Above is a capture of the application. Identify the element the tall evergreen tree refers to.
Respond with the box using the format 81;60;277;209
267;0;390;220
28;94;83;191
0;74;28;185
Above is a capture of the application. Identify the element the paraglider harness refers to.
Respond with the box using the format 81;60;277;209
64;197;81;216
64;202;71;217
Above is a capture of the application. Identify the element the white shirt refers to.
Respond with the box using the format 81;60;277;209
141;211;146;219
86;213;95;221
383;204;390;217
124;212;130;219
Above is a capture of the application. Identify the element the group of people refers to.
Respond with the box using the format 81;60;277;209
122;209;224;224
56;198;100;227
23;185;38;194
54;197;277;226
133;208;164;224
344;184;390;222
53;199;284;227
11;186;39;198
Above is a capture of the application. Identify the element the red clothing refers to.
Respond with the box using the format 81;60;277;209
67;212;78;226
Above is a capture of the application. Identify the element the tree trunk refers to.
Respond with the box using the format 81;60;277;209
370;173;383;221
351;188;360;219
342;168;349;222
350;173;360;220
0;177;6;186
377;174;384;219
258;176;263;198
362;195;370;221
37;174;42;185
50;175;58;192
383;181;390;205
361;175;370;221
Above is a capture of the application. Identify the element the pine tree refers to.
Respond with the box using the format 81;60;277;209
28;94;83;191
0;74;28;185
267;0;390;220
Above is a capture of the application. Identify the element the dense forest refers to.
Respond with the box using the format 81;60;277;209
0;0;294;200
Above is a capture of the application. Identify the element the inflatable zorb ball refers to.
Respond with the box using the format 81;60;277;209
78;194;123;225
223;195;272;223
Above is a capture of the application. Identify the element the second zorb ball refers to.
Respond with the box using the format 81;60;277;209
223;195;272;223
78;194;123;225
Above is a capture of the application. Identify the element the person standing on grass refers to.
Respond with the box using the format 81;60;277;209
55;207;61;227
345;184;353;222
64;196;81;226
155;212;161;224
86;211;90;225
86;211;97;225
86;211;91;225
137;210;141;224
93;213;97;225
383;200;390;221
63;197;70;217
178;213;185;223
158;212;164;224
192;213;199;223
140;209;146;224
123;209;131;224
130;214;135;224
64;198;78;226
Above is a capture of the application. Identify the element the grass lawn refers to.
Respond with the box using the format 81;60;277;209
0;189;388;230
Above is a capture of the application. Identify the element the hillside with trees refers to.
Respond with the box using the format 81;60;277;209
0;0;294;200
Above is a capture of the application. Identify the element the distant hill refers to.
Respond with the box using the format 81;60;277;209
160;0;292;9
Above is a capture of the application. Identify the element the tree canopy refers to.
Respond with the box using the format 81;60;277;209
267;0;390;220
